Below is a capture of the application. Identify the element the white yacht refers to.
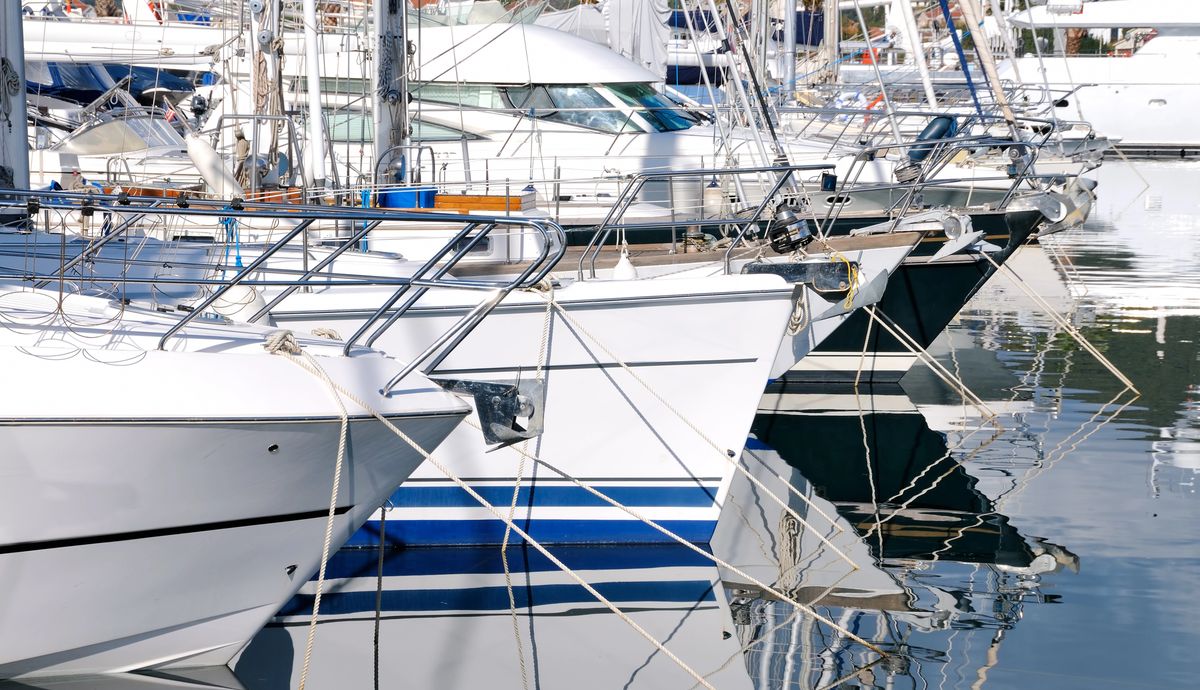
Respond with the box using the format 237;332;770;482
0;190;808;548
0;5;464;676
0;288;469;677
1001;0;1200;152
253;246;802;546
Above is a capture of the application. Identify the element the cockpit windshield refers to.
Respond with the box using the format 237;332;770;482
608;83;697;132
412;81;696;134
504;85;644;134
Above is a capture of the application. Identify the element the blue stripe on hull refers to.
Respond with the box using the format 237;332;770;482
279;580;717;617
388;484;720;508
345;519;719;547
317;544;717;579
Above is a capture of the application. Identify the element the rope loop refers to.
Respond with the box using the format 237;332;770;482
263;329;303;355
786;294;809;336
523;277;554;294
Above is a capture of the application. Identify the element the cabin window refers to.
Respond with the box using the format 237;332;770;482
316;77;370;95
411;83;507;109
608;83;696;132
327;112;372;143
504;85;643;134
326;112;481;143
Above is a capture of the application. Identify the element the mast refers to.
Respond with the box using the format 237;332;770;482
301;0;328;191
822;0;840;82
373;0;410;185
0;1;29;200
783;0;797;97
988;0;1024;83
896;0;938;108
248;0;283;193
850;0;904;145
959;0;1017;128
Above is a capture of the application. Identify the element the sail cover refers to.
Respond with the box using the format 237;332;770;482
601;0;672;78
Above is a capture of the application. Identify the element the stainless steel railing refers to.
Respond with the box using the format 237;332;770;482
0;188;566;391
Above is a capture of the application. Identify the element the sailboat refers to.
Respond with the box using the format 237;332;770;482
0;8;488;675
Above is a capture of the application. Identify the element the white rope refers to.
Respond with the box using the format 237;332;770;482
853;304;876;389
261;331;348;690
500;447;531;690
786;291;810;337
854;387;885;557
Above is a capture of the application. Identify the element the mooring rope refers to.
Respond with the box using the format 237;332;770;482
261;330;348;690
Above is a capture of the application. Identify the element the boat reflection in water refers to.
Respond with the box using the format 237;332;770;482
233;544;752;689
714;383;1078;688
1151;384;1200;498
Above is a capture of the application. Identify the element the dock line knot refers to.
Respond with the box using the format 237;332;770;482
263;329;303;355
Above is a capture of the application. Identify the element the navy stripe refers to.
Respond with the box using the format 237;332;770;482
277;580;717;616
388;484;720;508
345;518;719;547
314;543;717;579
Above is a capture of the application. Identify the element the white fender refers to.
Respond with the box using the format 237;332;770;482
210;284;267;322
613;246;639;280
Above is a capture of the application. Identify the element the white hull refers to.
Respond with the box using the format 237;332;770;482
0;290;469;677
999;36;1200;150
270;276;794;545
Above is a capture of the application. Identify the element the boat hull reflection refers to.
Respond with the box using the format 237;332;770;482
235;545;752;689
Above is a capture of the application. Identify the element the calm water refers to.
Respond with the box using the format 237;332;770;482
17;161;1197;689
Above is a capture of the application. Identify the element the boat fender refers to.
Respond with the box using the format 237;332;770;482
613;245;639;280
908;116;958;163
702;178;726;219
210;284;267;322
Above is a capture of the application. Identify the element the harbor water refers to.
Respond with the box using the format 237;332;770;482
11;160;1198;688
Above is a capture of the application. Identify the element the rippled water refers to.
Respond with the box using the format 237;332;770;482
18;161;1196;690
